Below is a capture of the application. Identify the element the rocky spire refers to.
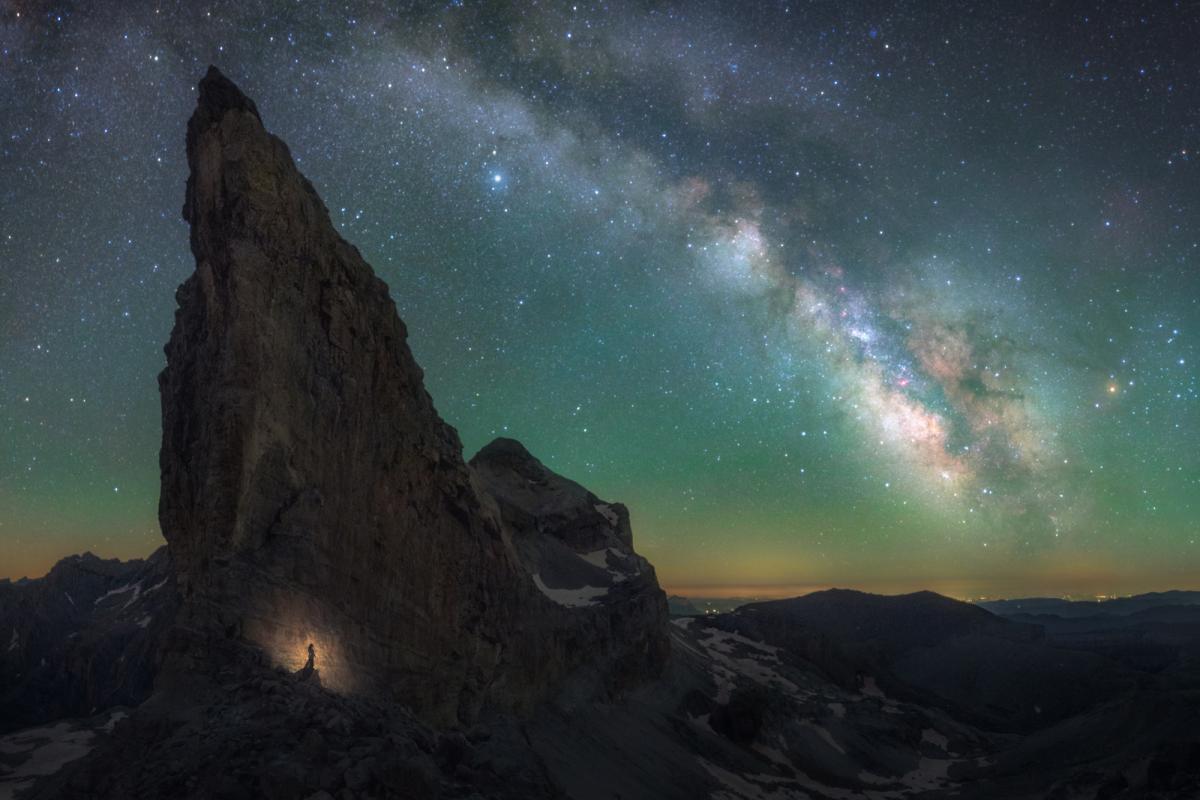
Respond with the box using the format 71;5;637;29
161;66;523;722
159;67;667;723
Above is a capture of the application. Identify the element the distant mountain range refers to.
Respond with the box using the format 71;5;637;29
668;589;1200;621
667;594;764;615
979;590;1200;618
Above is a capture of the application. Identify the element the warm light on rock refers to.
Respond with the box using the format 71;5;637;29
248;610;356;694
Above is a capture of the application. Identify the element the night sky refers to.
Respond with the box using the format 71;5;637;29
2;1;1197;598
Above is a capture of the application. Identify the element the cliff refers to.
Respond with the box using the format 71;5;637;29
157;66;667;724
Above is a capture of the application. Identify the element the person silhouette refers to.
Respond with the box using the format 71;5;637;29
297;643;316;680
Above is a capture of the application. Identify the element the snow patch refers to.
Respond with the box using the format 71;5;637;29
860;676;886;699
532;574;608;608
0;720;97;799
688;712;717;736
899;758;954;792
772;770;904;800
593;503;620;527
92;582;140;608
136;616;153;629
697;758;807;800
695;627;799;702
827;701;846;718
702;757;909;800
698;628;780;658
578;548;614;568
921;728;949;753
7;628;17;652
857;770;894;786
121;581;144;609
577;547;638;584
753;743;790;767
800;720;845;755
143;577;169;594
100;710;128;733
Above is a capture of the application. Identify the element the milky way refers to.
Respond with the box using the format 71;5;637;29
1;1;1197;597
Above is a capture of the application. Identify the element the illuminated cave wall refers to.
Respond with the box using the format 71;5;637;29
239;588;359;695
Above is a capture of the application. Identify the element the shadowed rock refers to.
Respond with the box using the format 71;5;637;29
0;548;177;734
471;438;670;702
158;66;666;723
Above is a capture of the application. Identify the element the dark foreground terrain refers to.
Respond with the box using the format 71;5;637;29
3;69;1198;800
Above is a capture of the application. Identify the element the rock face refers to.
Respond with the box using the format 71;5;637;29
0;548;177;734
158;67;666;723
471;438;670;702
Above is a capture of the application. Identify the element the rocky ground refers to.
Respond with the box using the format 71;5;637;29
6;572;1200;798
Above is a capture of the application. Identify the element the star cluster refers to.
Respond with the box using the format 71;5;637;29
1;0;1197;598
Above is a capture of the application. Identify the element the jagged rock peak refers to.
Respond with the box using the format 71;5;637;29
470;437;669;692
472;437;636;550
158;68;669;724
474;436;537;463
471;437;555;488
162;66;520;722
194;66;260;128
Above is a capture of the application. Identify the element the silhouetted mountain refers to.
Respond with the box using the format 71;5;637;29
743;588;1039;650
469;437;670;698
667;595;702;616
655;590;1200;798
0;548;177;735
707;589;1144;733
980;590;1200;619
985;598;1200;678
